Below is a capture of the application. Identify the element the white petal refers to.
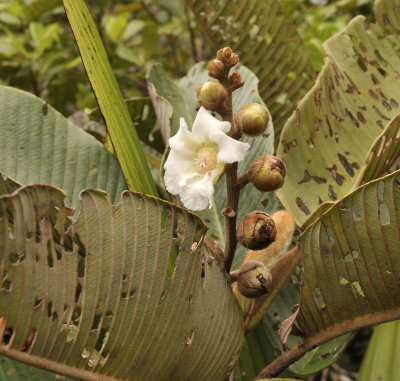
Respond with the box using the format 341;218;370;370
192;107;231;138
212;132;250;163
179;173;214;211
164;151;198;195
168;117;201;159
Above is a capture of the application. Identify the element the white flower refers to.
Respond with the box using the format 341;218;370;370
164;107;250;211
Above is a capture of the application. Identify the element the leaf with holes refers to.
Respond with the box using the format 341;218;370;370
294;170;400;349
276;7;400;226
0;86;127;215
185;0;315;147
0;185;244;380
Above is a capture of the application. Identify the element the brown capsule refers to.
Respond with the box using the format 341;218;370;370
248;155;286;192
237;211;277;250
208;59;225;79
235;103;269;137
237;260;272;298
197;81;227;104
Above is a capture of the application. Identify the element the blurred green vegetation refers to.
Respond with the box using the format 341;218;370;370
0;0;374;117
281;0;374;70
0;0;207;115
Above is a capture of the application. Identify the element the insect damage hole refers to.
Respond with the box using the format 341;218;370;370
338;275;349;285
313;288;326;310
186;330;195;345
352;281;365;297
379;203;390;225
344;250;359;261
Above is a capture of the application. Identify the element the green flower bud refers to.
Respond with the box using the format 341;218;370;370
208;59;225;79
235;103;269;137
237;211;277;250
197;81;227;104
248;155;286;192
237;260;272;298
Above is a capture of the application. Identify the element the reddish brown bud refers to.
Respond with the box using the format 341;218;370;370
237;211;277;250
237;260;272;298
229;71;244;90
217;47;232;60
208;59;225;79
248;155;286;192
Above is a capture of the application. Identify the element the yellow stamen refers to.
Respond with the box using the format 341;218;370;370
195;147;218;172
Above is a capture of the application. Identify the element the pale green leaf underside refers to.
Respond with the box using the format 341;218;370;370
0;86;127;215
0;185;243;380
185;0;315;146
277;10;400;226
297;171;400;338
358;321;400;381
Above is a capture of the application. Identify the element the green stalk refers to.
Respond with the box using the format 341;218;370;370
62;0;157;196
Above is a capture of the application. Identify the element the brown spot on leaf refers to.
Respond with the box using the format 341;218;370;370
356;112;366;124
381;100;392;111
373;105;390;120
326;164;346;186
296;197;310;215
369;89;379;100
346;109;360;127
298;170;327;185
338;154;355;177
371;73;380;85
328;185;338;201
382;13;390;25
390;98;399;108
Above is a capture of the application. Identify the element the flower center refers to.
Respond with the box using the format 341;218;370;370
195;147;218;172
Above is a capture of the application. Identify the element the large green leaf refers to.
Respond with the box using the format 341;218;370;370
0;86;126;214
147;62;278;267
255;170;400;380
277;8;400;226
185;0;315;147
358;321;400;381
0;184;244;380
61;0;157;195
296;170;400;344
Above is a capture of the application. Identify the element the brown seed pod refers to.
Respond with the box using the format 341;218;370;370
237;211;277;250
237;260;272;298
248;155;286;192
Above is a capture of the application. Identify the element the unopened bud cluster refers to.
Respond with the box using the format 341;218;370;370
197;47;244;115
